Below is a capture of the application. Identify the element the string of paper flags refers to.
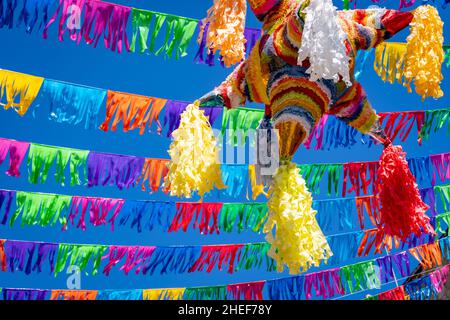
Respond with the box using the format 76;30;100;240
0;184;448;237
1;68;449;151
1;137;449;199
0;240;447;300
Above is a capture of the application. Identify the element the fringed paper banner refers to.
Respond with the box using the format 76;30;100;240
45;0;131;53
118;200;176;233
304;115;328;151
445;45;450;66
194;21;261;67
102;245;156;276
379;111;425;144
408;155;433;185
183;286;227;300
55;243;107;275
300;163;342;196
314;199;357;234
97;290;143;300
421;187;438;216
328;232;363;265
15;0;55;33
2;288;50;301
405;274;438;300
0;138;29;177
130;9;198;59
342;161;378;197
136;158;169;193
355;196;380;230
143;288;185;300
409;242;443;270
12;191;71;227
169;202;223;235
420;109;450;142
220;165;248;198
50;290;98;300
221;107;264;145
435;212;450;235
188;244;243;274
144;246;200;275
435;183;450;211
227;281;265;300
429;264;449;295
66;196;124;231
376;255;396;284
99;91;167;135
40;79;107;130
378;286;407;300
304;268;344;300
0;190;15;225
162;100;222;137
430;153;450;186
323;116;365;150
0;240;6;272
27;143;88;186
340;261;381;294
4;241;58;274
219;203;267;234
236;243;276;272
267;276;304;300
87;151;145;190
0;69;44;116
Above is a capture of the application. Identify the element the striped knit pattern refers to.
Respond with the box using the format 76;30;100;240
269;66;329;157
328;82;378;134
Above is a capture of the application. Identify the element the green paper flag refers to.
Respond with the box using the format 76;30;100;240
299;163;342;195
27;144;88;186
435;184;450;212
236;243;276;272
130;9;197;59
183;286;227;300
55;244;108;276
219;203;268;234
221;107;265;146
12;192;71;227
419;109;450;142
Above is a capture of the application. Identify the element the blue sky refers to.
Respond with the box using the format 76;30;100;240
0;0;449;300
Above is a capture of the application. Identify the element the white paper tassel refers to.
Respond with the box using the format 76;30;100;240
297;0;351;86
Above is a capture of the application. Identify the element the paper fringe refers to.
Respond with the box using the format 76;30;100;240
87;151;144;190
27;143;88;186
0;138;30;177
420;109;450;142
164;102;225;198
0;69;44;116
136;158;169;193
198;0;247;67
50;290;98;300
55;244;107;275
265;162;332;274
220;165;247;198
188;244;243;274
102;245;156;276
66;196;124;231
183;286;227;300
41;79;107;130
12;191;72;227
143;288;185;300
130;9;198;59
99;91;167;135
221;107;264;146
227;281;265;300
169;202;222;235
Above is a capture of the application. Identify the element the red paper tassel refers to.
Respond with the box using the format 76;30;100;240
376;145;434;241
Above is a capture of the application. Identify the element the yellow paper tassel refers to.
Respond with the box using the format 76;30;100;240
164;101;225;199
404;5;444;100
199;0;247;67
143;288;185;300
0;69;44;116
264;162;332;274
